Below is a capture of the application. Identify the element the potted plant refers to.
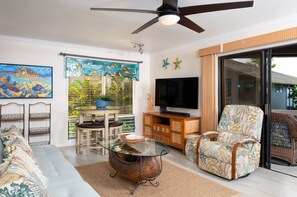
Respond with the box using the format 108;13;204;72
94;95;112;109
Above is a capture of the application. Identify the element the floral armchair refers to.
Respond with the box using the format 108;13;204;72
197;105;264;179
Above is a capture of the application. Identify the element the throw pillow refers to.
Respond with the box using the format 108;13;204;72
271;122;291;148
0;125;22;144
0;172;36;196
5;137;35;161
8;147;47;188
0;170;48;197
0;158;11;176
0;128;7;164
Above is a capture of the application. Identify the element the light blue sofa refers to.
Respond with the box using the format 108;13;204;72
0;125;99;197
31;145;99;197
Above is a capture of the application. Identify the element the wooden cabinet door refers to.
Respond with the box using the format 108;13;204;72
170;119;183;147
143;114;153;138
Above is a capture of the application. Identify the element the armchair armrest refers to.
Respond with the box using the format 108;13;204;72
236;138;257;145
201;131;219;137
196;131;219;165
231;138;258;179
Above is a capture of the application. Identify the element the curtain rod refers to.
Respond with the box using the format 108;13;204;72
59;52;143;64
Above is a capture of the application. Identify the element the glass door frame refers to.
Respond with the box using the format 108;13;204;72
218;49;272;169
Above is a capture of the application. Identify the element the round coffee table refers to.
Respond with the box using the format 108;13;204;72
99;135;170;195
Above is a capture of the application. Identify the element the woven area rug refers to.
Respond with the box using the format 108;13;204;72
75;161;241;197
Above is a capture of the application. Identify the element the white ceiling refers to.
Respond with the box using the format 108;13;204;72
1;0;297;53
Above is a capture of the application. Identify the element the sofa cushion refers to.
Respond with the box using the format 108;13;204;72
31;145;100;196
47;181;99;197
31;145;85;187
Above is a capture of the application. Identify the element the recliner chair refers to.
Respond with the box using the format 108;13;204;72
197;105;264;179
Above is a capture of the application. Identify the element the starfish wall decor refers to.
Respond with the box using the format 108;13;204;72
162;58;170;69
173;58;182;70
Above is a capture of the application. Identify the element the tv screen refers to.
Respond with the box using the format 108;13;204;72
155;77;198;109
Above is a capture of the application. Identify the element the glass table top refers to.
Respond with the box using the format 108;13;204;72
99;135;170;157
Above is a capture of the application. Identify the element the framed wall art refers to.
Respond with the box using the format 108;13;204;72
0;63;53;98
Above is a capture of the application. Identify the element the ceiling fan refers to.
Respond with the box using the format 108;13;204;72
90;0;254;34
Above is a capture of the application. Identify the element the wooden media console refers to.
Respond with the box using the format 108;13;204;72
143;112;200;153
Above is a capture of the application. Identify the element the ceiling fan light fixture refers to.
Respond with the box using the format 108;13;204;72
158;14;180;26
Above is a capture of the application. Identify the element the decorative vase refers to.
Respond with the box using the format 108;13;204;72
95;99;112;109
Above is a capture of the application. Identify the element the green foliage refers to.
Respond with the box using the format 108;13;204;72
96;94;112;101
106;76;133;114
249;57;276;68
289;85;297;97
68;77;102;117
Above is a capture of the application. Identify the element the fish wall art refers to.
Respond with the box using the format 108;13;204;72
0;64;53;98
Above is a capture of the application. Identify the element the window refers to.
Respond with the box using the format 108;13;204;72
68;75;134;139
220;56;261;108
275;85;283;93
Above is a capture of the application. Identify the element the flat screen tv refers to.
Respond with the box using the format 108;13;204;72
155;77;198;110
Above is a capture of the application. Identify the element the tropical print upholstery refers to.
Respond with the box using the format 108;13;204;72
0;125;48;196
185;134;210;162
197;105;264;180
185;135;200;162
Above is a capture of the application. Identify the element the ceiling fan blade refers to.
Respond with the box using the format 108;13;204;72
179;1;254;16
178;16;205;33
131;17;159;34
90;8;158;15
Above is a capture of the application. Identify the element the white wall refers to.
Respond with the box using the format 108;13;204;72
0;37;150;146
150;47;201;117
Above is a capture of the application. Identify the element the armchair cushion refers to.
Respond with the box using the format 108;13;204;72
218;131;252;146
217;105;263;142
271;122;291;148
199;141;257;164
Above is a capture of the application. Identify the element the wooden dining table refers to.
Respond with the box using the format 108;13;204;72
78;107;120;154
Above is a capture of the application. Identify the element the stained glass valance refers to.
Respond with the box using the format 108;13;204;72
65;57;139;81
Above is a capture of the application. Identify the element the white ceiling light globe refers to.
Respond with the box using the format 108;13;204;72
158;14;180;26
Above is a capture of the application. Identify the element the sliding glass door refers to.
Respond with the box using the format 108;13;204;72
219;50;272;168
269;45;297;177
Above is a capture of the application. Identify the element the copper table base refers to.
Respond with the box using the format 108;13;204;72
109;151;165;195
